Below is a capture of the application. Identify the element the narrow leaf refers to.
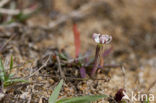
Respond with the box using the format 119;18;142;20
5;79;28;83
4;79;28;87
9;56;13;72
56;94;108;103
0;57;5;72
49;79;64;103
145;96;149;103
103;46;113;57
0;57;5;81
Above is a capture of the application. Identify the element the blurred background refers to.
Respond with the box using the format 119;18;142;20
1;0;155;66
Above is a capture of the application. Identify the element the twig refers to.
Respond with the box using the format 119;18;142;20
6;82;31;92
24;56;50;79
66;53;90;63
102;64;121;68
40;75;110;82
121;66;126;89
56;56;65;79
65;77;110;82
0;8;21;15
0;0;10;8
0;4;39;15
0;34;15;53
147;79;156;91
47;1;105;29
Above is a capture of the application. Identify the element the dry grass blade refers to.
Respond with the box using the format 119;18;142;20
121;65;126;89
0;0;10;8
0;4;39;15
24;56;50;79
148;79;156;91
0;34;15;53
56;56;65;79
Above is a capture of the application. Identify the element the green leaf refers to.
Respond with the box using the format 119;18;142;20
49;79;64;103
4;79;28;87
6;79;28;83
15;12;30;22
4;19;15;25
56;94;108;103
59;53;68;61
0;57;5;72
9;56;13;73
144;96;149;103
0;57;6;81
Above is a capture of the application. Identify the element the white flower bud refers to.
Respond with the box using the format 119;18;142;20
92;33;100;43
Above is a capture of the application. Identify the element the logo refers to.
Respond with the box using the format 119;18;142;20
123;91;155;102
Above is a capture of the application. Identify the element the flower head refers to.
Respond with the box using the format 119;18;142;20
91;33;112;77
92;33;112;44
92;33;100;43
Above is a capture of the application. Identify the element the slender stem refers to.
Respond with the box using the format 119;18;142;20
91;44;102;77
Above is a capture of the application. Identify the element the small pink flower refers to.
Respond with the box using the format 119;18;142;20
92;33;112;44
100;34;112;44
91;33;112;77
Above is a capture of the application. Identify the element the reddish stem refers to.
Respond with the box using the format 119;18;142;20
91;45;101;77
73;24;80;58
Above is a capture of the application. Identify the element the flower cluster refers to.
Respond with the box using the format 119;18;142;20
92;33;112;44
